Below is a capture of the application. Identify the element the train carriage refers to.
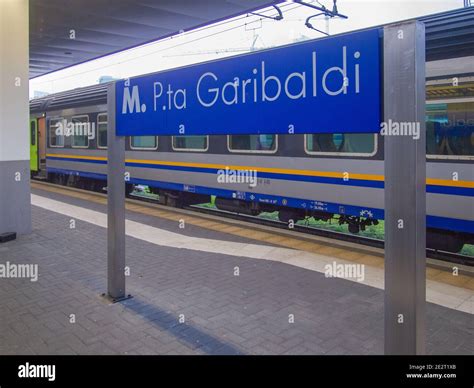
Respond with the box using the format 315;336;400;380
29;11;474;254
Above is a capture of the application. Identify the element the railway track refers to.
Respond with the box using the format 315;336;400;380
127;190;473;267
185;204;473;267
32;178;473;267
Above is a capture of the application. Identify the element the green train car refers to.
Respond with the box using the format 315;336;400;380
29;114;46;175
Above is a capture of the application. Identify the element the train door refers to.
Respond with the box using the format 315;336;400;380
29;118;38;172
37;116;46;173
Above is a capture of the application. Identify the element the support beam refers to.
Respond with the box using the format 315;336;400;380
0;0;31;236
384;21;426;355
106;83;128;302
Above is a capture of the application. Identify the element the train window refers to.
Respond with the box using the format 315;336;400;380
30;121;36;146
130;136;158;150
426;102;474;159
97;113;107;149
228;135;277;153
172;136;208;152
49;118;64;147
71;115;90;148
305;133;376;156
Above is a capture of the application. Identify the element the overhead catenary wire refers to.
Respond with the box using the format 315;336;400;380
32;1;306;85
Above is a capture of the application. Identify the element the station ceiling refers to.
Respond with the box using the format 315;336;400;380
29;0;282;78
29;2;473;79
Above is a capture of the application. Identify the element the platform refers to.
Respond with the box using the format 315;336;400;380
0;184;471;355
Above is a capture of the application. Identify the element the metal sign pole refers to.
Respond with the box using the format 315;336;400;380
105;82;128;302
383;21;426;354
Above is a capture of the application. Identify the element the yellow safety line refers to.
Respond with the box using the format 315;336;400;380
31;181;474;290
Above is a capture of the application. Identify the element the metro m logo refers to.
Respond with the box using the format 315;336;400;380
122;85;146;114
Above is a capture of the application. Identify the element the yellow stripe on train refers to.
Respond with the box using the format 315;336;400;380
46;154;474;188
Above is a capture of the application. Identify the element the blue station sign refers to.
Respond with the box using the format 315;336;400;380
115;28;381;136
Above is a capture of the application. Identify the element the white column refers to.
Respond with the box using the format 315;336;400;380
0;0;31;235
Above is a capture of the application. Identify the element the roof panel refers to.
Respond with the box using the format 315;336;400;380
421;7;474;61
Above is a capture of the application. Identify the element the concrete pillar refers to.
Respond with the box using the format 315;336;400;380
0;0;31;235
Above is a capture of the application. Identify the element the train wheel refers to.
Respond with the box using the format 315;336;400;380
278;209;295;224
125;183;134;198
348;223;360;234
427;229;464;253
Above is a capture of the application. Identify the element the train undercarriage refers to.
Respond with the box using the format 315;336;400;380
44;171;471;254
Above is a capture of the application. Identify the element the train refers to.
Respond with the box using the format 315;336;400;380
29;50;473;255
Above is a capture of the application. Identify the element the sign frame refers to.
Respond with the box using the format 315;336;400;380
106;21;426;355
